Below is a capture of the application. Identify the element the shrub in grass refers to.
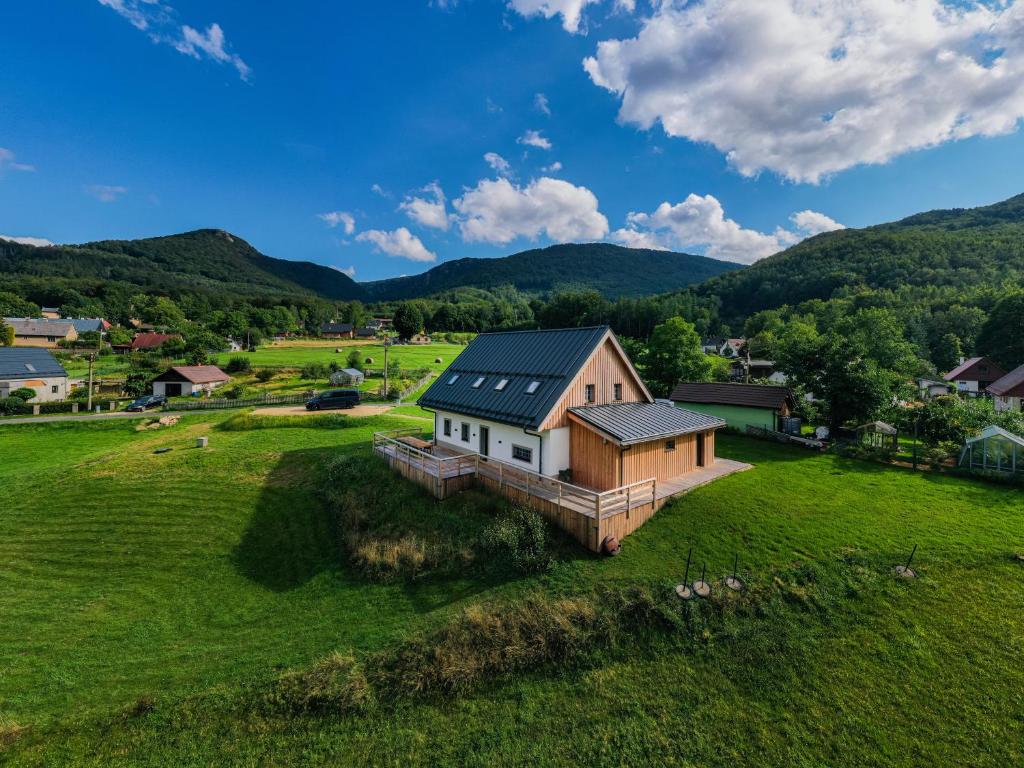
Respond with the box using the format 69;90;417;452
225;356;252;374
254;368;275;383
8;387;36;402
301;362;330;381
270;652;371;714
481;504;553;574
223;384;247;400
0;396;28;416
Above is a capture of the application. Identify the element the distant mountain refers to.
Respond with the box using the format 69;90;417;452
0;229;365;303
362;243;740;300
697;193;1024;321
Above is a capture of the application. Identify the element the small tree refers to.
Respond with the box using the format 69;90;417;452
392;303;424;340
9;387;37;402
0;319;14;347
643;316;712;396
346;349;364;371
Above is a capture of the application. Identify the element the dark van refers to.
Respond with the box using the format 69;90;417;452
306;389;361;411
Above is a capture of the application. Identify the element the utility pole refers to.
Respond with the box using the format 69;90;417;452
86;353;95;411
383;334;393;401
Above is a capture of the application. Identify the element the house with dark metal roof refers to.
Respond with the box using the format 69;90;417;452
320;322;355;339
418;326;727;490
988;364;1024;413
669;382;796;431
0;347;69;402
944;357;1006;396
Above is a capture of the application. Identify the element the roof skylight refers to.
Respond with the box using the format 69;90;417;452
494;379;508;391
525;381;540;394
447;374;460;385
472;377;485;388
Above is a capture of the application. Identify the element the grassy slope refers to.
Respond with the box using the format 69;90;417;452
2;427;1022;765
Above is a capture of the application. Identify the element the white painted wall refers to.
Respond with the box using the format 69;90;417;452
153;380;226;397
995;395;1023;413
432;409;567;476
0;376;67;402
954;379;981;394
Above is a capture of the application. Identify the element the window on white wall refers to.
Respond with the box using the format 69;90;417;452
461;422;470;442
512;445;532;463
443;418;451;437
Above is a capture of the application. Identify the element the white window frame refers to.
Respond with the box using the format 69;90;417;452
585;383;595;403
460;422;470;442
443;418;451;437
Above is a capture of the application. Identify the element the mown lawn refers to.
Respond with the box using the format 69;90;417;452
1;421;1021;766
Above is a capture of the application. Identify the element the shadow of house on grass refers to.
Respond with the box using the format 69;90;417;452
233;448;342;592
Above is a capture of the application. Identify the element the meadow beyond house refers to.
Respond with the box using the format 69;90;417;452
375;326;749;552
0;347;68;402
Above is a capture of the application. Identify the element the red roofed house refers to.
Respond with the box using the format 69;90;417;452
151;365;230;397
132;332;181;351
988;364;1024;413
943;357;1006;396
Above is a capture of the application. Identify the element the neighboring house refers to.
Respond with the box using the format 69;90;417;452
151;365;230;397
7;319;78;348
321;322;355;339
719;338;746;358
368;317;394;330
701;337;725;355
730;358;786;383
418;326;725;489
0;347;68;402
987;364;1024;413
943;357;1006;396
130;332;181;352
330;367;365;386
355;327;378;339
669;382;796;432
917;377;951;399
64;318;109;335
40;307;60;319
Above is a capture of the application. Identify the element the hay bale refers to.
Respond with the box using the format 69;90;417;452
365;357;374;364
434;357;442;364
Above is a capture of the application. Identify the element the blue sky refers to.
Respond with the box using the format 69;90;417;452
3;0;1024;281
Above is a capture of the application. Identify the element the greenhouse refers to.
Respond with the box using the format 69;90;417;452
958;425;1024;475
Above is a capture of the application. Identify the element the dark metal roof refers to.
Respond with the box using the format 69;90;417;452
418;326;612;429
321;322;354;334
568;402;724;445
0;348;67;379
669;381;794;410
987;364;1024;397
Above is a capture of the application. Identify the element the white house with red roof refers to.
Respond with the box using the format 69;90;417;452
943;356;1006;396
151;365;230;397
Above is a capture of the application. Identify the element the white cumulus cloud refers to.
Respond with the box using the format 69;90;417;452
356;227;437;263
484;152;512;176
454;176;608;245
541;161;563;173
517;129;553;150
534;93;551;115
97;0;250;81
508;0;601;33
584;0;1024;183
399;181;450;231
318;211;356;234
611;193;843;263
0;235;55;247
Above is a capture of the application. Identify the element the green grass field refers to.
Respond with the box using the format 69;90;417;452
57;342;465;379
1;416;1021;766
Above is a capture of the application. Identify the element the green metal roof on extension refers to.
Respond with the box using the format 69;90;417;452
418;326;611;429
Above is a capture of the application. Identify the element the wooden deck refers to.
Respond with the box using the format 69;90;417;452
372;430;751;552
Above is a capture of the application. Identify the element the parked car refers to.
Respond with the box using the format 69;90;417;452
306;389;361;410
125;394;167;412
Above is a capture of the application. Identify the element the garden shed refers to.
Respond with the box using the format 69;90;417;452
856;421;898;450
330;367;365;386
958;425;1024;475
